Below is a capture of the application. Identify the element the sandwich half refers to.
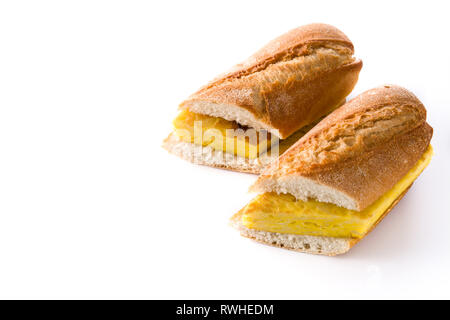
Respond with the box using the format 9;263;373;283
163;23;362;174
231;85;433;255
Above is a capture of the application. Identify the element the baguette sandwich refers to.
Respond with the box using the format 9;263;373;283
163;23;362;173
231;85;433;255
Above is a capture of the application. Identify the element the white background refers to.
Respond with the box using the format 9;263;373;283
0;0;449;299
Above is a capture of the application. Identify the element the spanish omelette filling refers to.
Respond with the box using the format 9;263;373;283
240;145;433;239
172;110;317;159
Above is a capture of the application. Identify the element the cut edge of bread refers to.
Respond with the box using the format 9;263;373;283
231;184;412;256
162;133;275;174
250;175;358;211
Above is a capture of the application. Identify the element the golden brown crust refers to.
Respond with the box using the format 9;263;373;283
180;23;362;139
255;85;433;211
305;124;432;210
263;59;362;138
201;23;354;88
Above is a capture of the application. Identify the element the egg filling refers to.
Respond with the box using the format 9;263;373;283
241;145;433;239
172;110;320;159
173;110;276;159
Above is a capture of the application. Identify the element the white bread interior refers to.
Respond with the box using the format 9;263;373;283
250;175;358;210
162;133;274;174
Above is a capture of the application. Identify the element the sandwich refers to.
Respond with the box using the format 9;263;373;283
231;85;433;255
163;23;362;174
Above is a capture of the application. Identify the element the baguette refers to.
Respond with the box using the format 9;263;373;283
233;85;433;255
181;23;362;139
165;23;362;173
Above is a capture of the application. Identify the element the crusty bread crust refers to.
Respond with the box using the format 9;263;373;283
202;23;354;86
162;133;275;174
180;23;362;139
251;85;433;211
231;185;411;256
